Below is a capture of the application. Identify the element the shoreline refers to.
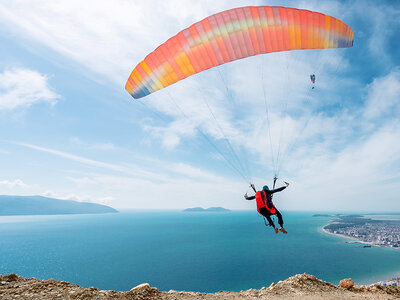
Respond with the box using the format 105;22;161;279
321;222;400;251
321;226;376;247
320;220;400;285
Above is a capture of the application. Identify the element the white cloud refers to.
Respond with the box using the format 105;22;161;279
42;190;114;204
284;121;400;211
0;148;9;154
13;141;232;184
61;172;245;209
0;68;59;110
69;137;117;151
0;179;29;188
363;68;400;120
0;0;227;86
13;141;166;180
66;176;97;186
363;3;400;67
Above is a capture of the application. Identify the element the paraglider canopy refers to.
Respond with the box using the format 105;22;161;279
125;5;354;187
126;5;354;99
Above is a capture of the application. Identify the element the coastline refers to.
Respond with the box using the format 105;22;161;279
320;226;376;247
320;218;400;285
321;221;400;251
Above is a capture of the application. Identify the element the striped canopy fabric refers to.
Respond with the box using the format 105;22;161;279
126;6;354;99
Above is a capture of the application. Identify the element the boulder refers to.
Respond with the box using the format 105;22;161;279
339;278;354;289
269;282;275;288
130;283;150;291
5;273;18;282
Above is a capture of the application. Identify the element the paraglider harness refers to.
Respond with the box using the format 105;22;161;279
250;177;278;228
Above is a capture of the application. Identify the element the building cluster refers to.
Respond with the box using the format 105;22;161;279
326;221;400;248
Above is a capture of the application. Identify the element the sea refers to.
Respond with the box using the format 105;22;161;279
1;211;400;293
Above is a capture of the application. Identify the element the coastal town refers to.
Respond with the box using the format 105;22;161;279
322;215;400;248
321;214;400;286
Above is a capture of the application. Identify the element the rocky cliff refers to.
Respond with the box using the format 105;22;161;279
1;273;399;299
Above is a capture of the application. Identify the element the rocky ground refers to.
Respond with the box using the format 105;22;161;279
1;273;400;299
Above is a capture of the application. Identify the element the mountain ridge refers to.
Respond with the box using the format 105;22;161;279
183;206;231;212
0;195;117;216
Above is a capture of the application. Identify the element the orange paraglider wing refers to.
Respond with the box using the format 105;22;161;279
126;6;354;99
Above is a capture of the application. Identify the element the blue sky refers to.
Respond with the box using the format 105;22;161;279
0;0;399;211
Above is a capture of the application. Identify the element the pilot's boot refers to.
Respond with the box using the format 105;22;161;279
279;227;288;234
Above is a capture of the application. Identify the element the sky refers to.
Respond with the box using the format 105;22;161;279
0;0;399;211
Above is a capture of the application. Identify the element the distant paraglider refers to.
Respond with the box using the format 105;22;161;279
310;74;316;89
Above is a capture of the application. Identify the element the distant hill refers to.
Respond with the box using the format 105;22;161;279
183;207;230;212
0;195;118;216
312;214;332;217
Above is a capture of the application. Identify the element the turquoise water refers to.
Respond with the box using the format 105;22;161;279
0;211;400;292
